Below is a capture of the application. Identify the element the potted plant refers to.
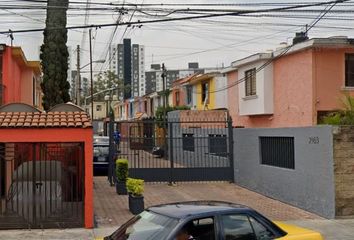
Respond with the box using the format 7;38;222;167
115;159;128;195
126;178;144;215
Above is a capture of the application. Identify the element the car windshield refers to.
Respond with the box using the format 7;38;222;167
94;145;109;157
108;211;178;240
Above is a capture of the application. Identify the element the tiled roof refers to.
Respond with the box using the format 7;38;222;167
0;111;92;128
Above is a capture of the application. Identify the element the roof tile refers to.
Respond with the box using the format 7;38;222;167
16;122;24;127
0;111;92;129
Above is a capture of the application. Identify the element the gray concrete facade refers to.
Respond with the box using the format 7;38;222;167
234;126;335;218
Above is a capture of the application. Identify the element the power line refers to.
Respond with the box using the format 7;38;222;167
0;0;350;35
185;0;342;94
189;0;343;95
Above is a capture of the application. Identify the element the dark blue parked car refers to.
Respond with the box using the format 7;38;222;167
93;136;110;175
101;201;323;240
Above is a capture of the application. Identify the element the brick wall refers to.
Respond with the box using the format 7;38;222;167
333;126;354;217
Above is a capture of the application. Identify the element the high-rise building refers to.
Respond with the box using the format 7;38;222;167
110;39;145;100
132;44;146;97
109;45;117;74
123;39;132;99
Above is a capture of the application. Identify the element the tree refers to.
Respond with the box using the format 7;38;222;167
93;71;128;101
322;95;354;125
40;0;70;110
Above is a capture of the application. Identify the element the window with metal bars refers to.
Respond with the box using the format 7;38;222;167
209;134;227;157
245;68;256;96
259;137;295;169
182;134;195;152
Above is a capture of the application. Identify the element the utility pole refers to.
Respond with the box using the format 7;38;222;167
89;29;94;120
161;63;167;120
76;45;81;105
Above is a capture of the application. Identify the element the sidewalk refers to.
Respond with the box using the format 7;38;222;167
0;227;116;240
94;177;320;227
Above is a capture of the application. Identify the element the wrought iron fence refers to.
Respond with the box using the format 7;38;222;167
0;142;84;229
107;114;234;183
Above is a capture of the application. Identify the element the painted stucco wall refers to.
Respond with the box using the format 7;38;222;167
226;70;239;123
228;50;314;128
215;75;228;109
2;47;41;107
234;126;335;218
2;48;21;104
20;68;34;105
238;61;273;115
314;48;354;112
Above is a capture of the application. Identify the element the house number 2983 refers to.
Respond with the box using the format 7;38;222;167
309;137;320;144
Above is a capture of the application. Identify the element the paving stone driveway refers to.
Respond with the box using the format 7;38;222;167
94;177;320;227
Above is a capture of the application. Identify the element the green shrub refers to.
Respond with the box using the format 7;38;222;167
126;178;144;197
320;95;354;125
322;112;342;125
115;159;128;182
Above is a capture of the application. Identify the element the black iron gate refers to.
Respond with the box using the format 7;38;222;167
109;116;234;182
0;143;84;229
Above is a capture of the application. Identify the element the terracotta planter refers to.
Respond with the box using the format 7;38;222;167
115;181;127;195
128;194;144;215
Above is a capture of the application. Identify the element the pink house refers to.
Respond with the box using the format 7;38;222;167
226;37;354;128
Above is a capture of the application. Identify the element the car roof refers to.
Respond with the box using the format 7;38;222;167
148;201;251;219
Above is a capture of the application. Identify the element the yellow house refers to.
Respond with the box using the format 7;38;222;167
189;73;227;110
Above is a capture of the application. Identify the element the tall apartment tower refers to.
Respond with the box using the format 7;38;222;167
132;44;145;97
115;39;145;100
109;45;117;74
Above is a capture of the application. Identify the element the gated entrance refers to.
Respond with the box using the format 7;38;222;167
109;115;234;182
0;143;84;229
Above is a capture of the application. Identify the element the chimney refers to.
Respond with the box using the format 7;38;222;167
276;42;288;51
293;32;309;45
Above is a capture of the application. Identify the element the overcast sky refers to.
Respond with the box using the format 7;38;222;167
1;0;354;76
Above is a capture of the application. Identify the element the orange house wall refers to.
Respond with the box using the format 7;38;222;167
227;70;239;124
2;48;21;104
20;68;34;105
228;50;315;128
2;47;39;106
314;48;354;112
0;128;94;229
